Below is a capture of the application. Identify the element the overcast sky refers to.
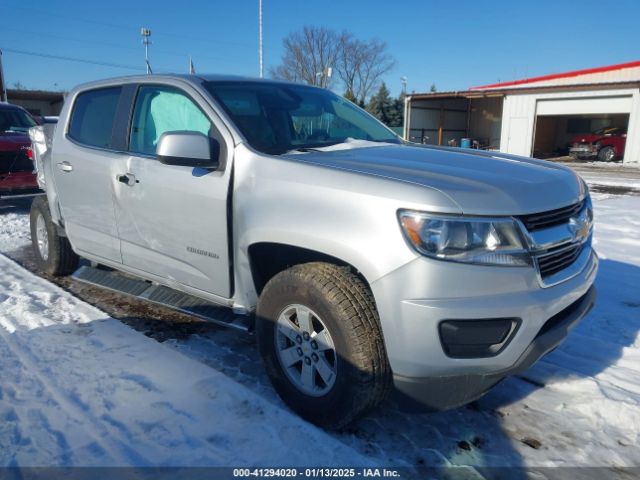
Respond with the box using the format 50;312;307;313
2;0;639;96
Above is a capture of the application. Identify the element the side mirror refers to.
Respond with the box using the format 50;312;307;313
156;131;219;169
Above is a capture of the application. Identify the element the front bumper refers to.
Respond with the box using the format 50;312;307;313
392;286;596;410
370;247;598;410
569;145;596;157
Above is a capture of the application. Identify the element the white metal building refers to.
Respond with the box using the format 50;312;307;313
404;61;640;165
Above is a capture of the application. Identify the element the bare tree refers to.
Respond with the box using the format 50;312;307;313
270;27;396;101
335;33;358;96
336;38;395;104
269;26;344;88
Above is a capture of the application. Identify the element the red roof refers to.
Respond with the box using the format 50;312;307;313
470;60;640;90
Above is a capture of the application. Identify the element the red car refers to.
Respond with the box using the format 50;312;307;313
0;103;39;198
569;126;626;162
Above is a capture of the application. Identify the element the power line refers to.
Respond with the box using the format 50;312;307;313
0;2;272;52
1;25;244;64
0;3;136;32
0;2;277;76
2;47;145;72
1;26;141;53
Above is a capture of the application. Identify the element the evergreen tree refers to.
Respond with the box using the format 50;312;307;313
389;92;405;128
366;83;394;126
343;90;358;104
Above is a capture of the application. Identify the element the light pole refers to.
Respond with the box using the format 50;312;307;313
0;49;7;103
141;28;152;74
258;0;263;78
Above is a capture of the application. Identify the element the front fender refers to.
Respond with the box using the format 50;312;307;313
231;145;460;309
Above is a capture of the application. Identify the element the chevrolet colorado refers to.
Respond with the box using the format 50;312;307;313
29;75;597;427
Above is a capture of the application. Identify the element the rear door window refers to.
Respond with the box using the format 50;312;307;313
68;87;122;149
129;85;212;156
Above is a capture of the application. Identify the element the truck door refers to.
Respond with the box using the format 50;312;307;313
53;86;123;263
113;84;233;298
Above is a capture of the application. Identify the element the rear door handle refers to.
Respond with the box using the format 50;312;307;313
56;161;73;172
116;173;137;186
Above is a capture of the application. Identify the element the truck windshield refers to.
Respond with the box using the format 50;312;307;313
205;81;400;155
0;108;37;133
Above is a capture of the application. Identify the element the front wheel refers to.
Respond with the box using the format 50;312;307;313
256;262;392;428
30;196;79;276
598;146;616;162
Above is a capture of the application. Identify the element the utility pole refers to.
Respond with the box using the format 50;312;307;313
400;76;407;95
258;0;263;78
141;28;152;74
0;49;7;103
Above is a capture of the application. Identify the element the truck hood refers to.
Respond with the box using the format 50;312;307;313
283;144;584;215
572;134;602;144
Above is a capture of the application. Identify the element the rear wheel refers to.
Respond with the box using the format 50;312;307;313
598;146;616;162
30;196;79;276
256;262;392;428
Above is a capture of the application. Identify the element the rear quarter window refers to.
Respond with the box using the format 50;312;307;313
68;87;122;149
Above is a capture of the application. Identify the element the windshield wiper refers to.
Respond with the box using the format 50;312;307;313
286;147;328;154
285;138;396;154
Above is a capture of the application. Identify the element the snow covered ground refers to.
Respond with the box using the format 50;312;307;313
0;202;374;468
0;257;374;468
560;161;640;201
0;172;639;475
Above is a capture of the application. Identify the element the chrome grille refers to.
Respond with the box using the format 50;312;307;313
522;197;593;286
519;199;585;232
536;243;584;280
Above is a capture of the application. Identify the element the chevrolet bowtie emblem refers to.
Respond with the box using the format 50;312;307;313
568;211;590;241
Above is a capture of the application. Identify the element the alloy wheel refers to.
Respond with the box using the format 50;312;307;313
35;212;49;261
274;304;338;396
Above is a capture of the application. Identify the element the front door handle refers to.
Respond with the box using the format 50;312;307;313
116;173;137;186
57;161;73;172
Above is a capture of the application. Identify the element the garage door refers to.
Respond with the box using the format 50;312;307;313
537;96;632;116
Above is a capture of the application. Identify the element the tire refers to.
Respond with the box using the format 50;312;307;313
256;262;392;429
30;196;79;276
597;146;616;162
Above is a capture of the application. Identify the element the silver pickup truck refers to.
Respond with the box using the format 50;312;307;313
29;75;597;428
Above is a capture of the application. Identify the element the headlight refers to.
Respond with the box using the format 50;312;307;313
398;210;531;266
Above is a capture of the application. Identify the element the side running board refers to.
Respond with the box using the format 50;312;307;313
72;265;249;331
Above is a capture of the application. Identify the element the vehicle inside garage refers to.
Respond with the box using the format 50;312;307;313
532;113;629;160
405;60;640;165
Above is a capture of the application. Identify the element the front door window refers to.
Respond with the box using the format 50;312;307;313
130;85;212;155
